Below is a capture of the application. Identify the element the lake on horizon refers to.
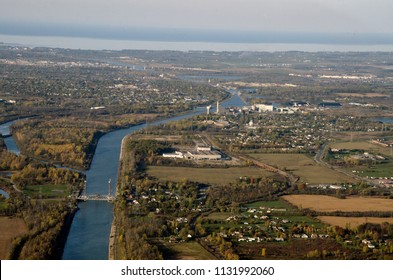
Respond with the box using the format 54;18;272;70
2;34;393;52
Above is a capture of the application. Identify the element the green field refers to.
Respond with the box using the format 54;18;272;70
0;202;7;210
157;241;216;260
347;161;393;178
23;184;70;199
330;141;393;157
205;212;233;221
329;141;393;177
147;166;272;185
245;200;294;210
243;200;324;227
247;153;355;184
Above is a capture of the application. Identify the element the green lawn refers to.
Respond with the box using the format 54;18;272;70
23;184;70;199
344;161;393;178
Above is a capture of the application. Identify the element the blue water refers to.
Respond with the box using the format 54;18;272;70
0;120;20;155
0;120;13;136
378;117;393;124
0;189;9;199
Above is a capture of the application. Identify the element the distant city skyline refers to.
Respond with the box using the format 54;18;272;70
1;1;393;34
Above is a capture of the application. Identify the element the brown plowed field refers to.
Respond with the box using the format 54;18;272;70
0;217;27;259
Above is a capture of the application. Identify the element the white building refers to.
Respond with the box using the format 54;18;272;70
186;150;221;160
255;104;274;112
197;146;212;152
162;151;184;159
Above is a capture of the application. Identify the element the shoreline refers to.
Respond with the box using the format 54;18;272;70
108;136;127;260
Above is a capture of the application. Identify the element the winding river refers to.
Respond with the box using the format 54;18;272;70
0;92;246;259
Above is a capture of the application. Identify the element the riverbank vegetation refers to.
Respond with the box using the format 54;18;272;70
0;148;84;259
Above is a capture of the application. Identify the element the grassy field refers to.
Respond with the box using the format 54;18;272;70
157;241;216;260
334;93;390;98
348;161;393;178
329;141;393;177
245;200;294;210
247;153;355;184
0;202;7;211
283;195;393;212
147;166;271;185
243;200;324;227
318;216;393;229
0;217;27;259
204;212;233;221
330;141;393;157
23;184;70;199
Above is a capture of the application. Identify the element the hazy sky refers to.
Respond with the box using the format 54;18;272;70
1;0;393;34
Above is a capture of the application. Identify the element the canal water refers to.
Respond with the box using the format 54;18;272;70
0;189;9;199
0;93;246;260
0;120;20;155
378;117;393;124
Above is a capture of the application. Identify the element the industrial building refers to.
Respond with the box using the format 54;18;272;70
162;151;184;159
186;150;222;160
254;104;274;112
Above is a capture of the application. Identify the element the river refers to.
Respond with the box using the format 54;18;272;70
0;93;246;259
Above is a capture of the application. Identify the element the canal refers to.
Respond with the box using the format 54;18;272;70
62;92;247;259
0;93;246;259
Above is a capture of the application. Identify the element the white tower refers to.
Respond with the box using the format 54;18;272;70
216;101;220;114
206;105;212;115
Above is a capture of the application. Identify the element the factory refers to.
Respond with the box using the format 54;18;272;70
162;146;222;161
254;104;274;112
186;150;222;160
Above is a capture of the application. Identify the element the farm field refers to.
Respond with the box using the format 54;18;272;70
0;217;27;259
147;166;272;185
283;195;393;212
330;141;393;157
318;216;393;229
156;241;216;260
247;153;355;184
